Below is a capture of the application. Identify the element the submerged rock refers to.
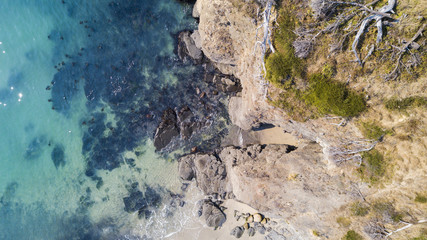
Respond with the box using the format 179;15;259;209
51;144;65;168
24;135;48;160
122;185;162;219
123;191;147;213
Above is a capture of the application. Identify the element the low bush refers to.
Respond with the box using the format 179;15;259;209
304;74;366;117
337;216;351;227
385;96;427;111
351;201;370;216
372;202;403;223
358;150;386;184
359;121;391;140
265;8;304;86
342;230;363;240
415;193;427;203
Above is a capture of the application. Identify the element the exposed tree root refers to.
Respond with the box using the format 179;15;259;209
385;23;426;81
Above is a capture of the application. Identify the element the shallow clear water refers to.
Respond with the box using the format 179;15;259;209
0;1;228;239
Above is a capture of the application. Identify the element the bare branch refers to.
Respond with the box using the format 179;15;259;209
385;23;426;81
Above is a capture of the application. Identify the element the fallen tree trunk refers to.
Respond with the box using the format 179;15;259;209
351;0;396;65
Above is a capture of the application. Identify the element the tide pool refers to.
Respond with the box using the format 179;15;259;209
0;1;229;239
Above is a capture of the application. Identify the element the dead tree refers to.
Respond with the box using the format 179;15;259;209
385;23;426;81
326;138;377;165
295;0;396;63
350;0;396;65
254;0;276;98
254;0;276;73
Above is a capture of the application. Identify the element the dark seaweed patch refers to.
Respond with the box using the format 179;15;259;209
51;63;82;115
24;135;48;160
51;144;66;168
123;184;162;219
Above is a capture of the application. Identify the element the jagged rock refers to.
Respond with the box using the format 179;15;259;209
230;226;245;238
191;30;202;49
178;31;203;63
154;106;205;150
177;106;193;123
178;155;195;181
177;106;204;140
153;108;179;151
202;199;226;228
181;121;203;140
213;75;242;93
178;152;230;196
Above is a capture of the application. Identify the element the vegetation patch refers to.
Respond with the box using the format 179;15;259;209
410;229;427;240
372;201;403;223
267;5;367;120
337;216;351;227
265;8;304;86
270;89;317;121
385;96;427;111
304;74;366;117
357;150;386;184
342;230;364;240
415;193;427;203
358;121;392;140
351;201;370;217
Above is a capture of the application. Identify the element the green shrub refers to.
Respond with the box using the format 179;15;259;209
358;150;385;183
415;193;427;203
342;230;363;240
265;8;304;86
359;121;391;140
304;74;366;117
322;63;336;78
385;96;427;111
351;202;370;216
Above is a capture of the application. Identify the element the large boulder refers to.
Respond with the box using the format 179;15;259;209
202;199;226;228
178;155;195;181
177;31;203;64
153;108;179;151
154;106;205;151
178;153;230;197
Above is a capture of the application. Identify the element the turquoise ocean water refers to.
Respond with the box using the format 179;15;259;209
0;1;228;239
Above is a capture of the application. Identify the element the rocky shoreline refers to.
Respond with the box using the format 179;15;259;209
154;0;427;239
149;1;360;239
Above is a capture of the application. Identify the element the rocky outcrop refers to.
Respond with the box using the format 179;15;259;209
202;199;227;228
178;153;230;197
153;106;206;151
177;31;204;64
179;142;357;238
193;0;375;168
153;108;179;151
